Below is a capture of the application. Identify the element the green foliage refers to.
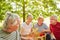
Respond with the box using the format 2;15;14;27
0;0;60;21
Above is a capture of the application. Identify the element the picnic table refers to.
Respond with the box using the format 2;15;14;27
21;33;46;40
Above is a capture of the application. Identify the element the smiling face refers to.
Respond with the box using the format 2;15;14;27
38;17;44;25
50;16;57;25
26;16;32;24
26;14;33;25
27;17;32;22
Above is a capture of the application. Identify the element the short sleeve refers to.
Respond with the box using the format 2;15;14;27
43;23;48;29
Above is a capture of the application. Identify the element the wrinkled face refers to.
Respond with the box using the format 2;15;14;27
27;16;32;23
38;18;43;25
3;13;20;33
7;17;19;32
50;16;57;24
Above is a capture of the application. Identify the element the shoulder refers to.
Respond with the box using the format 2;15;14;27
50;24;52;26
57;22;60;24
30;23;33;25
43;23;47;26
42;23;48;28
29;23;33;28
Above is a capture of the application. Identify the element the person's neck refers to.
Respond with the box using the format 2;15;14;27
26;21;30;25
37;23;43;26
52;22;57;25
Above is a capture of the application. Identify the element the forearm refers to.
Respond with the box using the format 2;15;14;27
45;30;50;32
3;26;18;33
51;33;56;39
42;29;51;33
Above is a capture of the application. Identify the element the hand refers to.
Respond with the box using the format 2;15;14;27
41;29;46;33
2;28;11;33
51;33;56;40
52;35;56;40
3;28;7;32
42;29;50;33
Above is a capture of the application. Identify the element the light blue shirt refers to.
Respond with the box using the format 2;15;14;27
34;23;48;32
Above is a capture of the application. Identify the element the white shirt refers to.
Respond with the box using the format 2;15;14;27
21;22;32;35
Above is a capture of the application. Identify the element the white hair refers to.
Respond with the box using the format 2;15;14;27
27;13;33;19
51;15;57;20
3;12;20;29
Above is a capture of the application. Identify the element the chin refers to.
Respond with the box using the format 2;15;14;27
50;23;53;24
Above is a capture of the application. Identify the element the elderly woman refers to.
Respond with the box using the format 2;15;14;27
0;12;21;40
20;14;33;40
34;16;51;40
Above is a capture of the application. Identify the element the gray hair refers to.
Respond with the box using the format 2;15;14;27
51;15;57;20
27;13;33;19
3;12;20;29
38;16;44;21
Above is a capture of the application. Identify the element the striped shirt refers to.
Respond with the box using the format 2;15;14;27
0;30;20;40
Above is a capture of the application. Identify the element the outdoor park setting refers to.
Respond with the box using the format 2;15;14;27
0;0;60;40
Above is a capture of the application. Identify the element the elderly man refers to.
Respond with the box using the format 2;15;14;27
0;12;20;40
21;14;33;40
50;15;60;40
34;16;51;40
